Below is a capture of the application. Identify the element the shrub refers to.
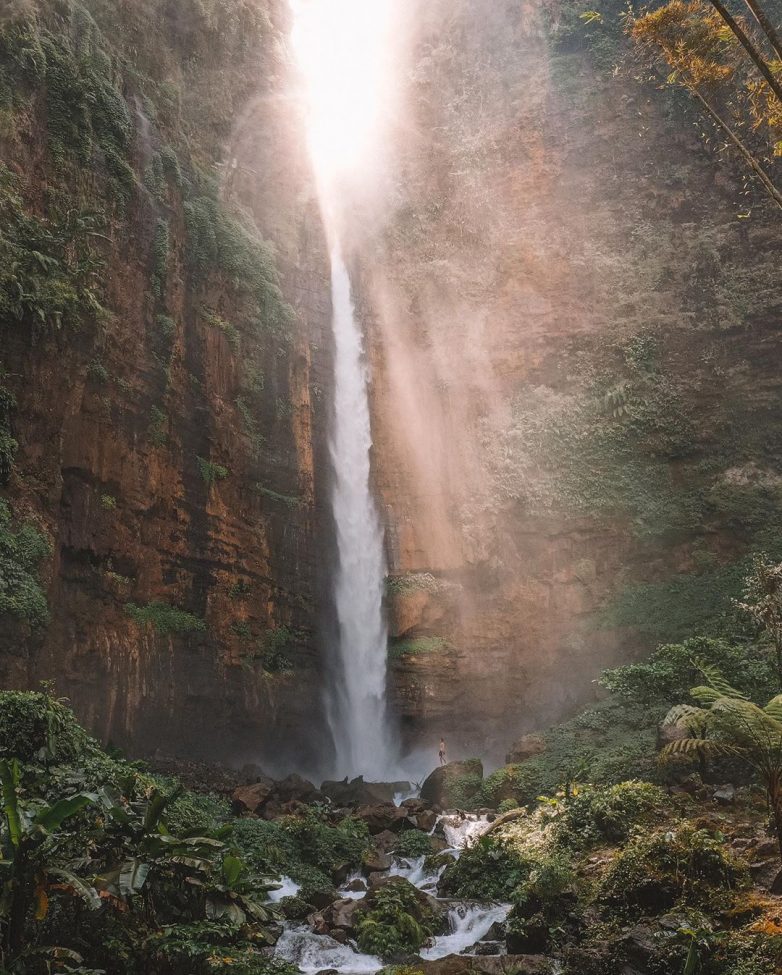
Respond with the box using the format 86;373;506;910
598;823;748;914
553;781;670;848
148;406;168;447
600;637;777;707
197;456;229;486
100;493;117;510
498;798;519;813
0;500;50;627
163;790;231;836
356;881;439;959
395;830;433;858
0;688;99;762
438;836;532;900
125;601;206;636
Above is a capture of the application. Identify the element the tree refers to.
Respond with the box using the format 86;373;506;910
661;659;782;861
628;0;782;207
736;555;782;690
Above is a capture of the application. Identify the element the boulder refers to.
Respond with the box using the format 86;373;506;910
420;760;483;808
363;849;393;874
713;784;735;805
372;830;398;855
416;809;439;832
332;898;364;930
416;954;550;975
275;773;320;803
505;735;546;765
355;802;411;834
231;777;276;815
344;877;367;893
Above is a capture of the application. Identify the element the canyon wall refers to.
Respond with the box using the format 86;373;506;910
0;0;335;773
2;0;781;773
351;0;782;761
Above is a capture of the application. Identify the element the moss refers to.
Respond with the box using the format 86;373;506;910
0;501;50;628
125;600;206;636
0;373;17;485
148;405;168;447
151;219;169;300
388;636;450;660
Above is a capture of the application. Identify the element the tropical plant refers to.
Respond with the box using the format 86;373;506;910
0;758;99;961
736;555;782;689
661;658;782;860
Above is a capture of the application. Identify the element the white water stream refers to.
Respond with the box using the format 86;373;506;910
325;252;395;778
274;813;508;974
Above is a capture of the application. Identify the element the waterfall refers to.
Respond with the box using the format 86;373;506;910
325;250;395;778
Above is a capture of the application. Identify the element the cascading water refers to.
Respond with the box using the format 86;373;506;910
325;251;394;776
290;0;398;777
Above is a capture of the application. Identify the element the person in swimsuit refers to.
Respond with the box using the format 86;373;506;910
438;738;447;766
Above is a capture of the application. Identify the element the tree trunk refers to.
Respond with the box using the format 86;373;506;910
707;0;782;105
688;84;782;209
741;0;782;62
7;848;29;958
768;772;782;864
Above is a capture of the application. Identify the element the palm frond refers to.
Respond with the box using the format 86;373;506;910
663;704;705;726
690;685;723;705
692;657;748;700
764;694;782;722
660;738;740;759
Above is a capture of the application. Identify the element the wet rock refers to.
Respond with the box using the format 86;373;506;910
329;930;348;945
417;809;439;832
373;829;399;854
231;777;276;815
505;735;546;765
330;897;364;930
331;862;352;885
505;915;549;954
420;760;483;808
713;784;735;805
344;877;367;893
363;849;393;874
355;802;411;833
276;773;320;803
416;954;550;975
472;942;503;956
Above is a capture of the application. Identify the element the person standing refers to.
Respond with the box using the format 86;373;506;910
438;737;447;766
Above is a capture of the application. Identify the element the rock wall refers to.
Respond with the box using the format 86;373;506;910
0;0;335;773
349;0;782;761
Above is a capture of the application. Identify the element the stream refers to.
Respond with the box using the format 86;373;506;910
273;813;510;974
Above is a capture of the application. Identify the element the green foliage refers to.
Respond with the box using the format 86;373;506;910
197;456;229;486
600;638;777;707
598;822;748;913
498;798;519;813
0;372;17;485
204;310;240;352
388;636;450;660
184;190;294;336
480;698;660;808
0;689;98;763
385;573;442;596
0;165;104;333
162;791;231;837
552;781;669;848
100;494;117;511
151;219;169;300
356;881;438;959
145;921;296;975
87;359;109;384
439;836;532;900
125;601;206;636
394;830;433;858
0;501;50;628
447;772;484;809
258;626;298;674
253;485;300;509
148;406;168;447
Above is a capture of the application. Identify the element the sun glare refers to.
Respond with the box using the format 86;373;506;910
290;0;394;189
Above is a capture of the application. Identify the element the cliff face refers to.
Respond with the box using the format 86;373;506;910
0;0;334;772
352;0;782;760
